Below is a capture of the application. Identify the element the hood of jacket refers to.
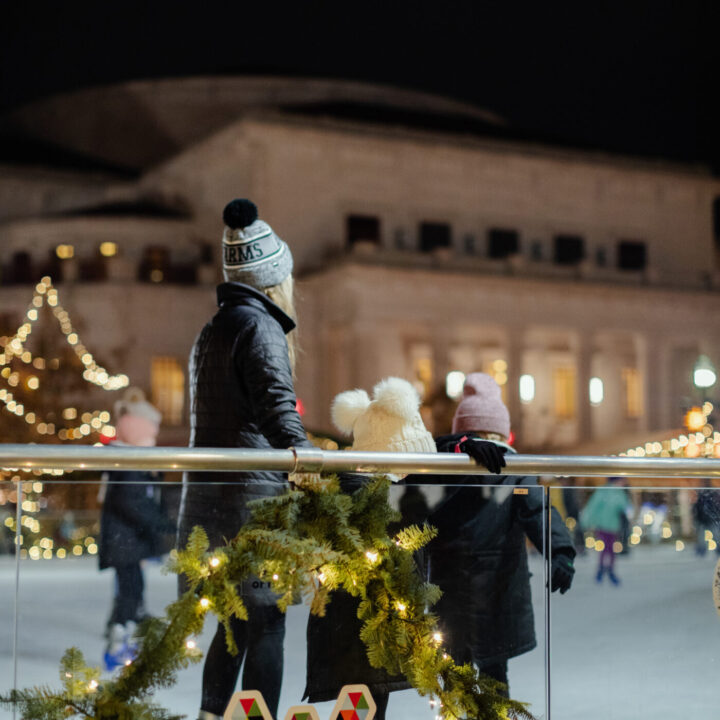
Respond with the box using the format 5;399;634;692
216;282;296;335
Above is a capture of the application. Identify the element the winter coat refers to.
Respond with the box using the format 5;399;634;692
580;486;630;535
177;282;310;605
304;473;411;703
421;433;575;667
99;468;172;569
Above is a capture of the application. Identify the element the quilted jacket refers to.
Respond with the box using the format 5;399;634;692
177;282;310;604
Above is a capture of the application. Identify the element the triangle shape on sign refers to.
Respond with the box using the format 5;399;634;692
240;698;256;714
295;714;309;720
355;710;369;720
341;696;355;711
355;694;369;710
248;700;264;717
348;693;362;708
340;711;358;720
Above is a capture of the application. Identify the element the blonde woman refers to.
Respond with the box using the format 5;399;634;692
178;199;310;720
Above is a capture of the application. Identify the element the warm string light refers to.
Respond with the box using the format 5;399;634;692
0;277;126;438
0;276;129;391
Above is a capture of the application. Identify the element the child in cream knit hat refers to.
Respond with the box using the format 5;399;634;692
304;377;435;719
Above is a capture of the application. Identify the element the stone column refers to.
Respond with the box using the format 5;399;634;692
642;335;671;432
576;331;593;444
505;327;524;440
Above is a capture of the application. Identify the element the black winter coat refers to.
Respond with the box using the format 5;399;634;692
423;433;575;667
304;473;410;703
177;282;310;605
99;469;173;569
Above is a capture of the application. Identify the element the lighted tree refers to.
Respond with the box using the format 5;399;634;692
0;276;130;559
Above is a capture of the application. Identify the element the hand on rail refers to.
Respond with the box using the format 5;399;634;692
457;438;507;474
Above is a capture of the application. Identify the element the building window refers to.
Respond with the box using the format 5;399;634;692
419;222;451;252
617;240;647;271
151;357;184;426
622;367;643;419
347;215;380;246
139;246;170;283
553;366;576;419
553;234;585;265
408;342;433;400
488;228;519;259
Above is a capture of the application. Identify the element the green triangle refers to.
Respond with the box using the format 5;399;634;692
295;714;309;720
248;700;264;717
356;695;369;710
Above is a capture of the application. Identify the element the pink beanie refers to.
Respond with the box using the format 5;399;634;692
452;372;511;438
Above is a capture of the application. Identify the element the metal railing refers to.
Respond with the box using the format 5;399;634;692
0;443;719;478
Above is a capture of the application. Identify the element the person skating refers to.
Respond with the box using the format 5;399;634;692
580;477;631;585
177;199;311;720
98;388;173;671
425;372;576;695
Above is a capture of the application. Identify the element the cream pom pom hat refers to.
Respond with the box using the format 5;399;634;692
331;377;436;454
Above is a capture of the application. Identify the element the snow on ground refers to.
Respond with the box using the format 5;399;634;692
1;545;719;720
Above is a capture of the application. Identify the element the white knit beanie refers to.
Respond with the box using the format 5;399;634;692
113;387;161;426
331;377;436;454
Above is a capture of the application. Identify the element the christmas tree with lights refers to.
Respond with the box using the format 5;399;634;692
0;276;130;559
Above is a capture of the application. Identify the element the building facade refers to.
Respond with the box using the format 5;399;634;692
1;78;719;450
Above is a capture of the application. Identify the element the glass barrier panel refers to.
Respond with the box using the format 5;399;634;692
0;479;17;705
550;481;720;720
1;475;550;720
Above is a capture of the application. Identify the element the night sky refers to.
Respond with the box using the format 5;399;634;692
1;1;717;171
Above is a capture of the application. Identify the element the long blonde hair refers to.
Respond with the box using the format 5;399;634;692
263;274;298;375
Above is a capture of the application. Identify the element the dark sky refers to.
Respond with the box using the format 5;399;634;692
2;1;718;170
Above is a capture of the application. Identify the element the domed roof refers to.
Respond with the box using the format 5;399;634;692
0;76;505;172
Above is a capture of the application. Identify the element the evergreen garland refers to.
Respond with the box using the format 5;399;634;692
2;475;534;720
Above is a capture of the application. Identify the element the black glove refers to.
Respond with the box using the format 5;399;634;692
551;552;575;594
457;438;507;474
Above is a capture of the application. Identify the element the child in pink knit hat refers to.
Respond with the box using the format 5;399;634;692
426;372;576;697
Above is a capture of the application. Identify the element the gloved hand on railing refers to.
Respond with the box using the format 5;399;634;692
456;438;507;474
550;551;575;594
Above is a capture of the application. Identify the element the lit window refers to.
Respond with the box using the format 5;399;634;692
481;358;508;402
519;374;535;403
622;367;643;419
553;366;576;419
151;357;184;426
55;244;75;260
99;242;118;257
446;371;466;399
589;377;604;405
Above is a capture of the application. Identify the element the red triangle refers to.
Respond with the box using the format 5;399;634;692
340;711;358;720
348;693;362;708
240;698;255;714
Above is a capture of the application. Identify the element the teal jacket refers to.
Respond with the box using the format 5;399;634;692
580;486;630;534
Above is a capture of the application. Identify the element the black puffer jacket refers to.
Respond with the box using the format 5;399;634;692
424;433;575;667
99;469;173;569
177;282;310;604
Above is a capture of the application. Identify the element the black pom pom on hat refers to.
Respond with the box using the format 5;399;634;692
223;199;259;229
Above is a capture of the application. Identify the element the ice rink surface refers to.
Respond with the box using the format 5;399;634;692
2;545;719;720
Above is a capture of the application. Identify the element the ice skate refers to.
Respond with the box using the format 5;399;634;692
103;623;131;671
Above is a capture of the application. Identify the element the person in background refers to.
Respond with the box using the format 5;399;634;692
304;377;438;720
177;199;311;720
693;480;720;557
426;372;575;696
98;387;172;670
580;477;632;584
